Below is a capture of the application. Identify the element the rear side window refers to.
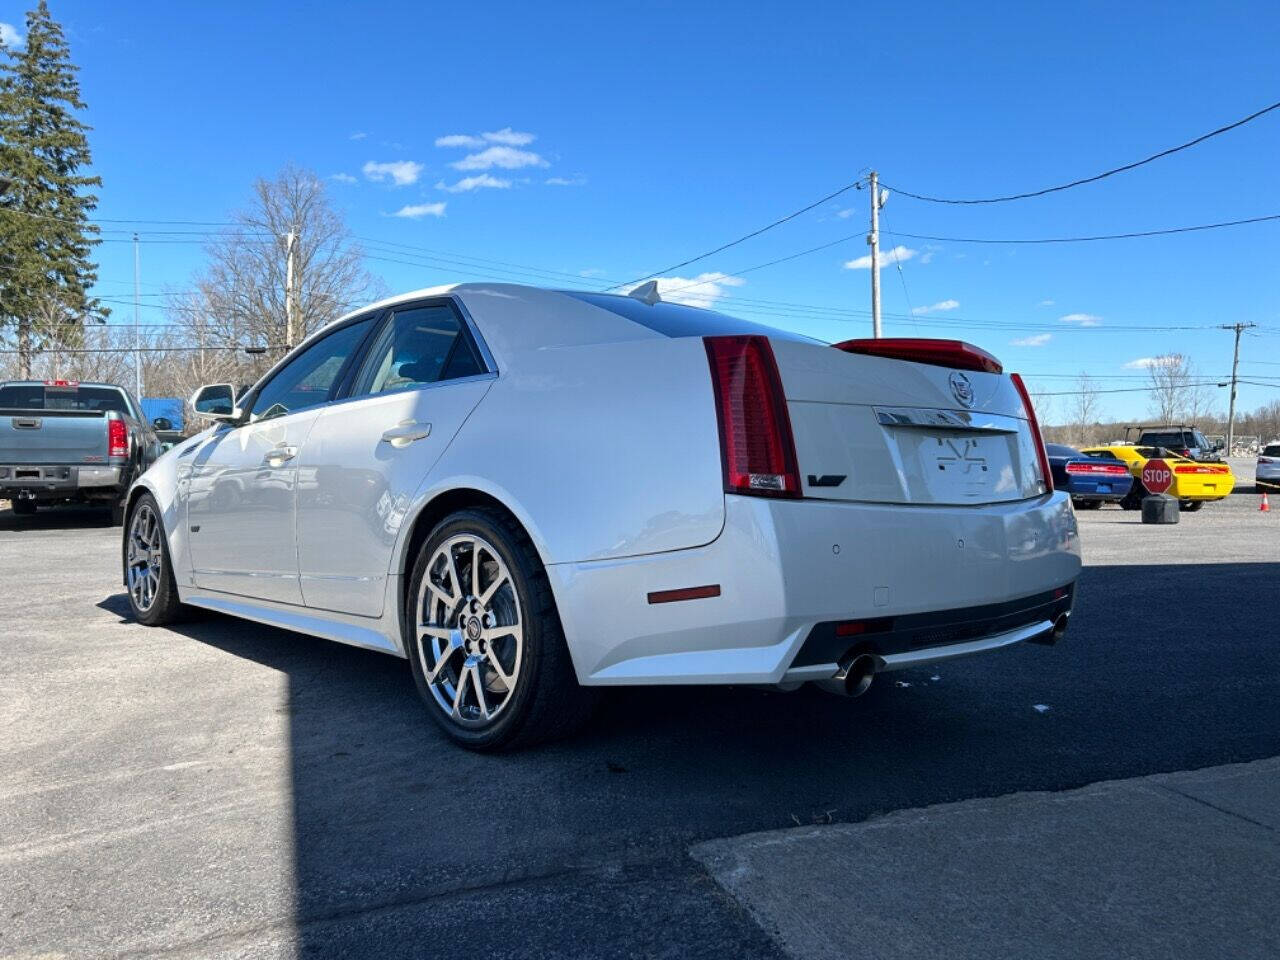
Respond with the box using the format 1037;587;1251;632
0;384;130;414
563;292;820;343
1264;445;1280;456
352;303;483;397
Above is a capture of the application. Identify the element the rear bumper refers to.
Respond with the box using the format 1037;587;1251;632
550;491;1082;686
0;464;123;500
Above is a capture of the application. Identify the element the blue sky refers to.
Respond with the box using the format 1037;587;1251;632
4;0;1279;420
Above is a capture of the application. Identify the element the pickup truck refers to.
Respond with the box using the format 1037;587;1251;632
1126;424;1223;462
0;380;162;522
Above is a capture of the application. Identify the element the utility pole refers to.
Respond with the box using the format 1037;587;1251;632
284;229;297;348
1221;322;1257;457
867;171;882;338
133;233;142;401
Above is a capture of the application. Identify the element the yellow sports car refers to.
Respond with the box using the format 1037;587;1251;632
1079;445;1235;512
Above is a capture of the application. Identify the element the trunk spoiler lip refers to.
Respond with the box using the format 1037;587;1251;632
832;337;1003;375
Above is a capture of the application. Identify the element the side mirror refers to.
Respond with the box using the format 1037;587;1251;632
152;416;173;431
190;383;239;422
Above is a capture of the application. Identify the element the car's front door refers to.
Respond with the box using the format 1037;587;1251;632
187;317;375;604
296;299;494;617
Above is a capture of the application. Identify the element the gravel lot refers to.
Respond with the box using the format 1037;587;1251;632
1;460;1276;958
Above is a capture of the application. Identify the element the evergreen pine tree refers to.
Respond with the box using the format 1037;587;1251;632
0;1;104;378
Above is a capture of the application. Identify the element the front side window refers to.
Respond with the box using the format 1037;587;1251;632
352;303;483;397
248;318;373;422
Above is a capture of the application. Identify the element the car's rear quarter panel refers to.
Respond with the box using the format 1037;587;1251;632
417;328;726;565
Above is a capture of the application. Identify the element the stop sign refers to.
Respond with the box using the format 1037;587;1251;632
1141;458;1174;495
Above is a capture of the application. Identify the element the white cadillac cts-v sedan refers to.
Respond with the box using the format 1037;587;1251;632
123;283;1081;750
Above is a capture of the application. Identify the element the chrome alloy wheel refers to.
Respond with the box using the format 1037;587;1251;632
126;502;164;613
416;534;523;728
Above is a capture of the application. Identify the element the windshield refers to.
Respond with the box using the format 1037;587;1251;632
0;384;132;415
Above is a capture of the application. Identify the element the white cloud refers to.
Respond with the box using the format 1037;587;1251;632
1011;333;1053;347
1123;356;1179;370
452;146;548;171
362;160;424;186
390;202;447;219
329;172;357;184
835;207;856;219
437;128;538;150
545;176;584;186
0;22;22;47
435;133;485;149
622;272;746;309
348;131;367;141
919;250;936;264
843;245;917;270
1037;299;1055;307
911;299;960;316
435;174;512;193
1059;313;1102;327
482;127;536;146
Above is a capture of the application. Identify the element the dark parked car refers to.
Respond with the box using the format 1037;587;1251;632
1045;443;1134;510
0;380;162;522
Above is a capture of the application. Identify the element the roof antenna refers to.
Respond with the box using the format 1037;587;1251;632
628;280;662;305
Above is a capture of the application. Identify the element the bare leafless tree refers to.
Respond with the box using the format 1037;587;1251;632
1146;354;1194;425
171;165;383;376
1068;373;1100;445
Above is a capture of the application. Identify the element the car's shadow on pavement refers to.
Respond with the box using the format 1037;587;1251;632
98;559;1280;956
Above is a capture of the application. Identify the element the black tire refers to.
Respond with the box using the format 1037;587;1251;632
406;507;596;751
1182;500;1204;512
11;499;36;516
123;493;185;626
1120;484;1145;511
1073;499;1103;510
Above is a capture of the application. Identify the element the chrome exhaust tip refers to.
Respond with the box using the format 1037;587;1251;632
1029;613;1070;646
1052;613;1069;642
816;653;878;697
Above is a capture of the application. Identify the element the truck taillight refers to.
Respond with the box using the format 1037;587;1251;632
108;419;128;458
1010;373;1053;495
704;335;800;498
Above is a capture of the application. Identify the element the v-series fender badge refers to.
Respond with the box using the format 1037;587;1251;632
807;474;846;488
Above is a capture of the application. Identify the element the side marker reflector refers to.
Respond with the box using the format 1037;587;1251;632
647;584;722;605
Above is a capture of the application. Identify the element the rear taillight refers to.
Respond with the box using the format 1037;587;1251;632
1010;373;1053;495
704;335;800;498
1175;464;1230;475
832;338;1003;374
108;419;128;458
1066;462;1128;476
1261;457;1275;465
1180;448;1191;458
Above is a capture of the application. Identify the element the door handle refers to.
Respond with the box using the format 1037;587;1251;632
263;444;298;466
380;420;432;447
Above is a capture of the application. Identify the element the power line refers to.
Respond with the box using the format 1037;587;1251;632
884;97;1280;204
884;214;1280;245
608;170;870;290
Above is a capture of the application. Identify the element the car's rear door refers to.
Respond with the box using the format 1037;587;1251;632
295;298;494;617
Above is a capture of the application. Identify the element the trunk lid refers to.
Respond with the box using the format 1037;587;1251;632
770;338;1046;505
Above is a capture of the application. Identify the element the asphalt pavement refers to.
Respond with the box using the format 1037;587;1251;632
1;465;1277;958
